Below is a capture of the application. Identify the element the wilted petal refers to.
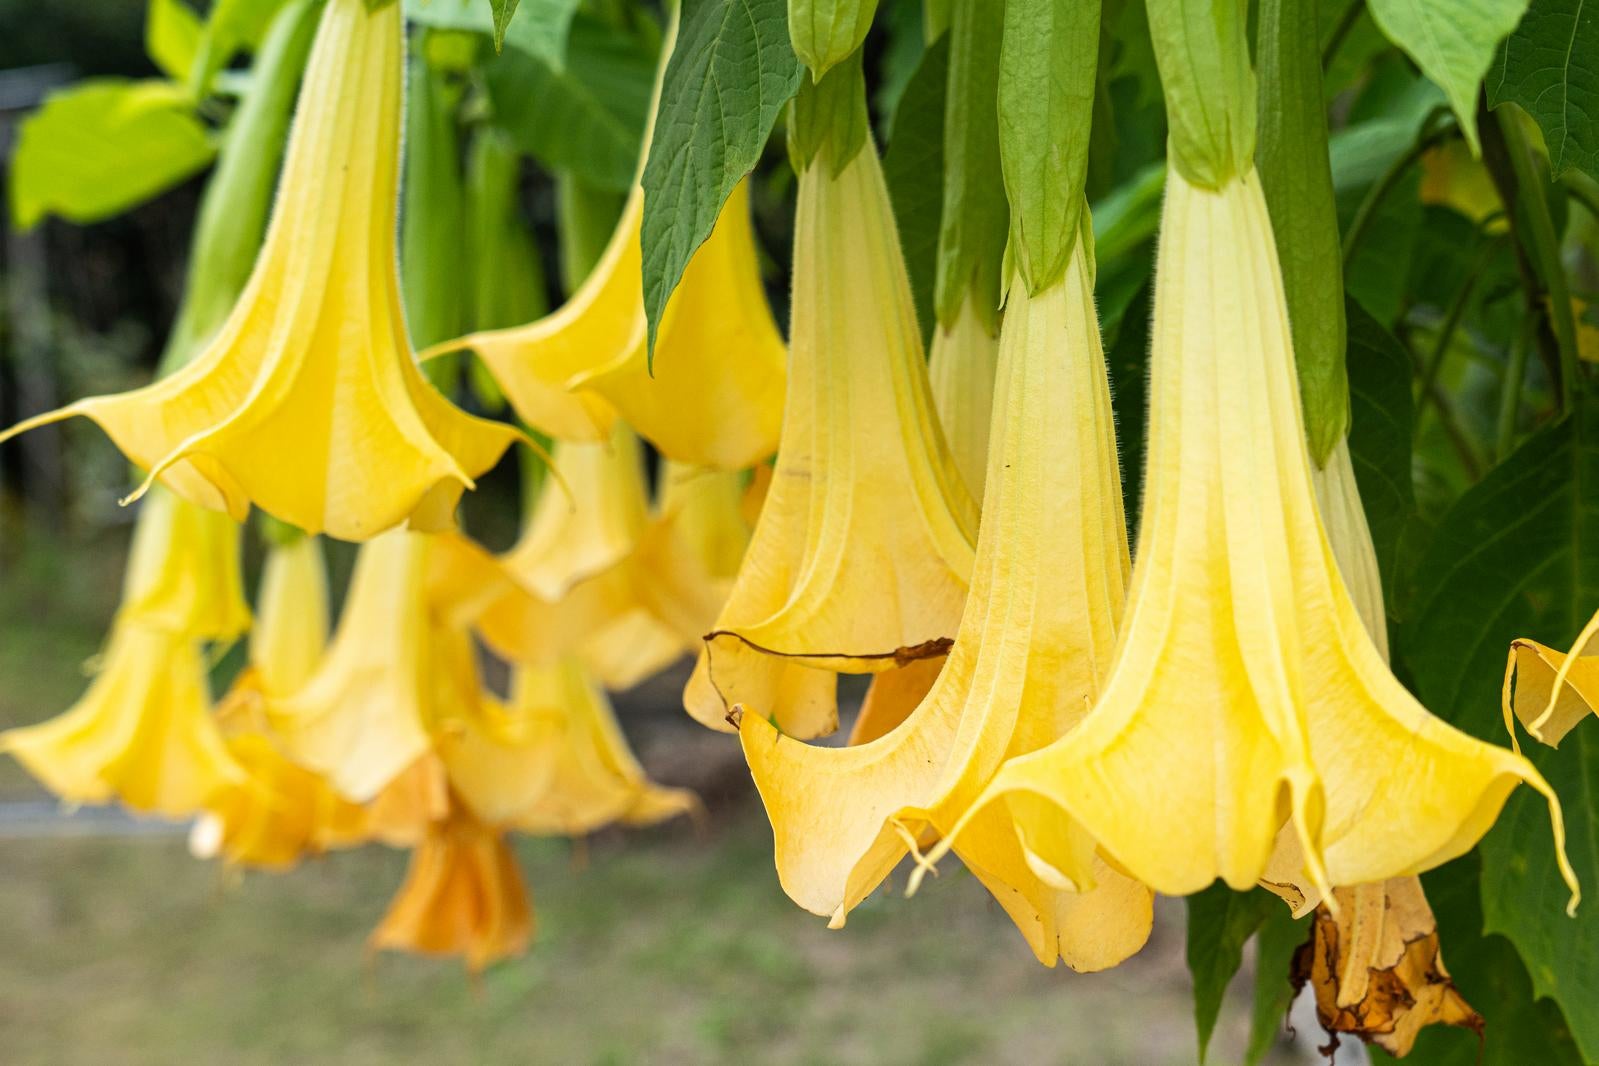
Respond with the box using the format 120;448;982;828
1294;876;1481;1057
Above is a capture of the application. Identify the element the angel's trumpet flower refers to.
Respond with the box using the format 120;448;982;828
368;805;533;973
736;246;1151;969
3;623;243;817
269;528;433;801
119;487;251;641
0;0;519;541
1506;607;1599;747
958;168;1576;905
684;135;977;740
3;488;253;815
191;535;372;868
927;295;1001;501
427;181;786;471
509;658;699;835
503;425;648;601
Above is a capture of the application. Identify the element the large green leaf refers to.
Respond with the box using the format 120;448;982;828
1403;387;1599;1061
483;14;656;191
9;79;215;230
1184;884;1283;1063
1345;299;1416;597
881;34;950;345
639;0;803;356
1365;0;1529;153
1105;279;1151;531
146;0;203;82
1246;905;1310;1066
403;0;579;67
1487;0;1599;181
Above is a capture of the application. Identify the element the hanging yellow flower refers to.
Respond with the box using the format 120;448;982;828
368;804;534;973
3;487;252;818
507;657;700;835
3;623;243;817
427;181;786;471
502;426;649;602
684;133;977;740
268;528;434;801
0;0;520;541
736;246;1151;970
1506;607;1599;747
927;294;1001;502
118;487;251;641
191;534;373;869
953;168;1576;906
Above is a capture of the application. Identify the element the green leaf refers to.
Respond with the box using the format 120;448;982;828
640;0;803;356
1345;299;1416;596
403;0;580;68
1245;905;1310;1066
997;0;1100;294
1390;855;1584;1065
9;79;215;231
1257;0;1348;464
1487;0;1599;181
932;0;1005;329
147;0;203;82
1402;387;1598;1060
191;0;293;94
1185;884;1283;1063
483;14;656;191
401;43;467;353
490;0;518;50
881;33;950;344
789;0;880;77
1366;0;1528;153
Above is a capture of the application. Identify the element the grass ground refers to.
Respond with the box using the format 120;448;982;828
0;529;1318;1065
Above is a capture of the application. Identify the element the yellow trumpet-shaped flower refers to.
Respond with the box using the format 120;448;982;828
436;457;751;692
429;181;786;471
191;535;375;868
269;528;434;801
509;657;699;835
959;168;1575;904
1505;607;1599;747
119;487;250;641
927;294;1001;502
430;623;563;825
685;135;978;740
503;425;648;601
368;804;534;973
0;0;519;541
737;248;1153;970
3;623;243;817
